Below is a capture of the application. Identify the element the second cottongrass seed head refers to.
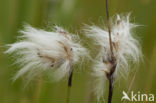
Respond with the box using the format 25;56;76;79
84;14;142;101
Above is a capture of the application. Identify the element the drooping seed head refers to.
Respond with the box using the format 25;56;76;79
5;25;88;83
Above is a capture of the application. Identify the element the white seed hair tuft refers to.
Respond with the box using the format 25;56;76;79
5;25;88;83
85;14;142;101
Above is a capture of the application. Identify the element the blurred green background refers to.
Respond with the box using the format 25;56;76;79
0;0;156;103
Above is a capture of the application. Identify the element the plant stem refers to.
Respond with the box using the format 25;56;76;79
33;75;42;103
123;69;137;103
105;0;114;58
108;75;114;103
68;65;74;87
66;65;74;103
66;86;71;103
105;0;117;103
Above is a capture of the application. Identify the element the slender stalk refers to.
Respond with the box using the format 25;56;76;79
105;0;116;103
68;65;74;87
123;69;137;103
105;0;114;58
33;75;42;103
66;65;74;103
66;86;71;103
108;76;114;103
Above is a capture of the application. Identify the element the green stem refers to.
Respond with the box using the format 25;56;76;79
66;86;71;103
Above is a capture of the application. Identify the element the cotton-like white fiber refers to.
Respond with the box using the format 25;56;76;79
85;14;142;101
6;25;88;83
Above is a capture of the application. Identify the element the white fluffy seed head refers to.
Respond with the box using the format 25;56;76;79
85;14;142;101
5;25;88;83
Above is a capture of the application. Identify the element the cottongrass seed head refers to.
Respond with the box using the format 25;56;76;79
5;25;88;84
84;14;142;101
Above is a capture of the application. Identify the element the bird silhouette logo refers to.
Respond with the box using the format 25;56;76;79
121;91;131;101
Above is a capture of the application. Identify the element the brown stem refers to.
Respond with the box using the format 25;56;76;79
106;59;116;103
68;65;74;87
105;0;117;103
66;65;74;103
105;0;114;58
108;75;114;103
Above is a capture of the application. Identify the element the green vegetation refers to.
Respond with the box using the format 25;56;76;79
0;0;156;103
